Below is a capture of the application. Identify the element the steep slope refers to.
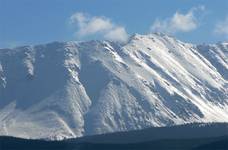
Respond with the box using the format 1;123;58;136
0;34;227;139
197;42;228;80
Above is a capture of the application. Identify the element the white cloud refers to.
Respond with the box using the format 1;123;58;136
70;12;128;43
104;27;128;43
150;6;205;34
214;16;228;38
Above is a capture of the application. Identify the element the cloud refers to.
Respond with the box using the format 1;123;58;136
150;6;205;34
214;16;228;38
104;27;128;43
69;12;128;43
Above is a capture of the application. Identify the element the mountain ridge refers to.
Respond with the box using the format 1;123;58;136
1;123;228;150
1;32;228;50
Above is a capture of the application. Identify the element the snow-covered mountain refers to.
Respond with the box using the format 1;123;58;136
0;33;227;140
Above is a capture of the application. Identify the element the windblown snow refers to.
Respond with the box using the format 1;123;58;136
0;33;227;140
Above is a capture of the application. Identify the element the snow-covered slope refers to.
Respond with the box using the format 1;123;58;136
0;33;227;140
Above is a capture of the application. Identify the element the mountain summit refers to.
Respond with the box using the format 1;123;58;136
0;33;227;140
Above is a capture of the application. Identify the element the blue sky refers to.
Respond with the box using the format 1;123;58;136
0;0;228;48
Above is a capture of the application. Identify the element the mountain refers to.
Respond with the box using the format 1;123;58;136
0;33;227;140
72;122;228;144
